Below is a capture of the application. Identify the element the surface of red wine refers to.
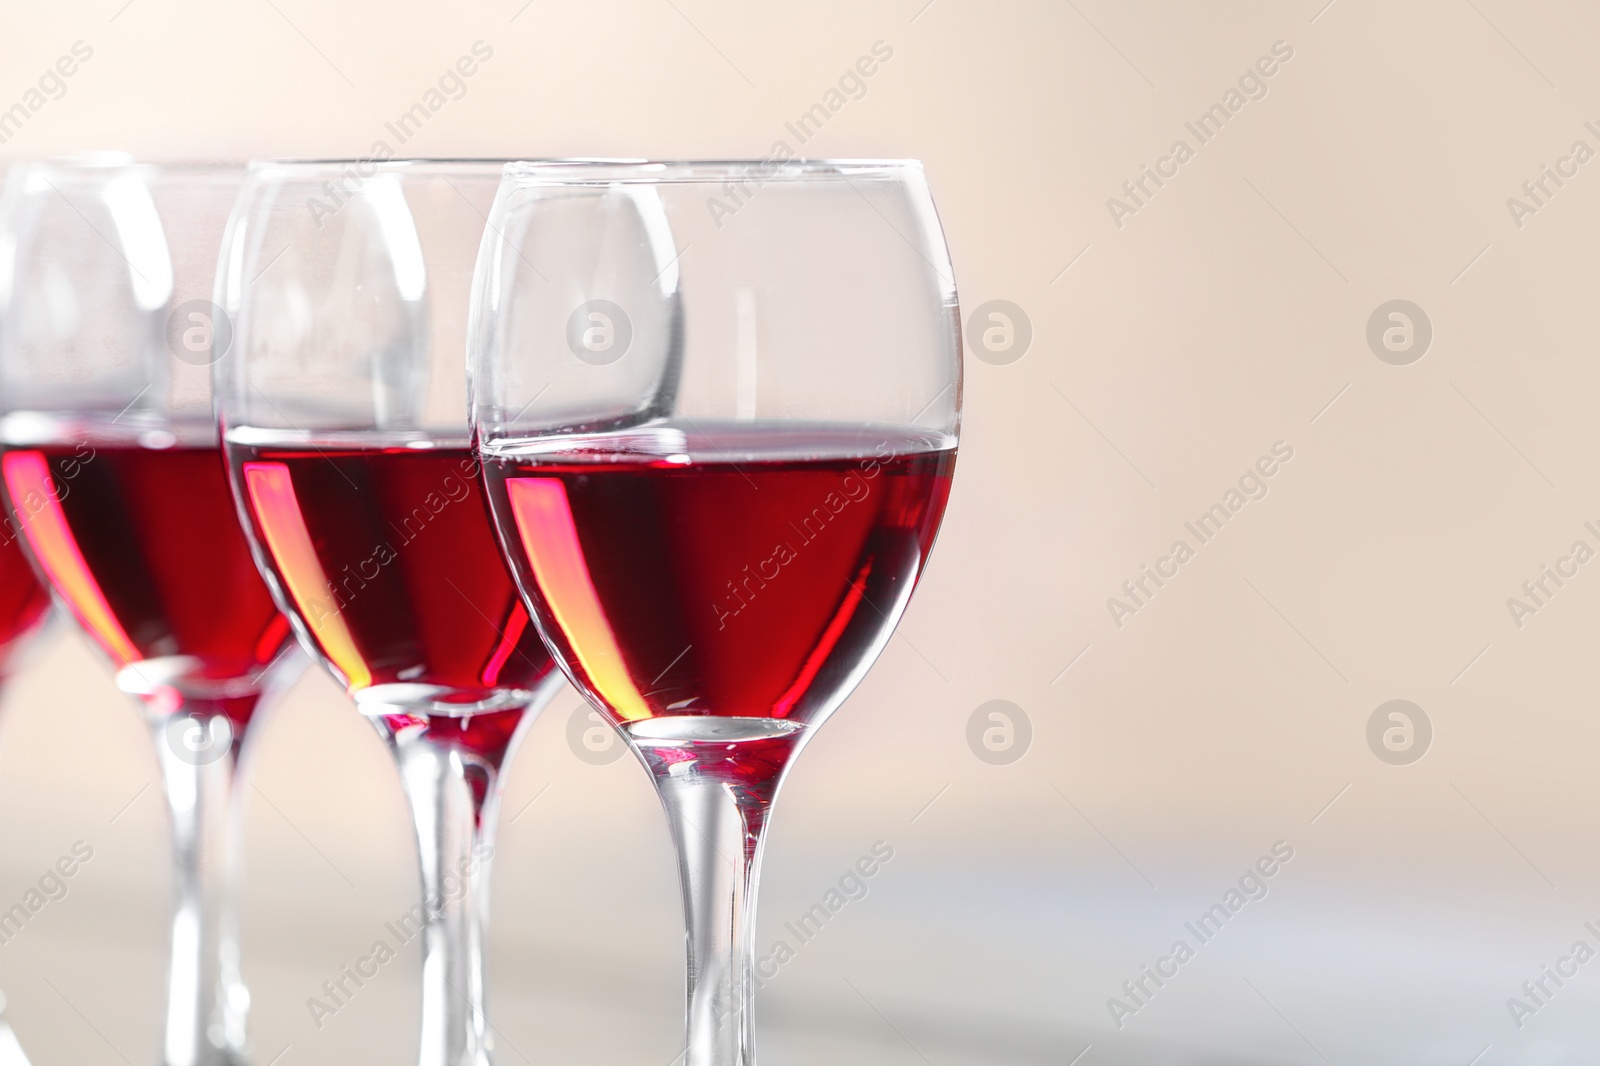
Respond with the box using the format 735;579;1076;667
228;442;555;709
0;524;51;671
0;441;293;689
481;424;955;728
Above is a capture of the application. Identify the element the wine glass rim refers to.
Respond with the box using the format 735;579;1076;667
5;154;246;177
502;158;925;185
247;156;647;175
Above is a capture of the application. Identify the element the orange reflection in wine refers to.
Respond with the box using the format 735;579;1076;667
242;462;372;690
505;477;650;721
0;451;137;664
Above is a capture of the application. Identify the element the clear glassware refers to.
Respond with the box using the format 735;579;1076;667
0;155;302;1066
0;578;50;1066
469;159;961;1066
213;159;565;1066
0;991;31;1066
0;166;53;1059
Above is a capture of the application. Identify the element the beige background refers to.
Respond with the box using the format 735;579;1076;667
0;0;1596;1063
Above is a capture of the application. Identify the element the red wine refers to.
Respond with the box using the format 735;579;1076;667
0;523;50;672
376;708;529;807
226;440;555;710
480;424;955;729
0;439;293;694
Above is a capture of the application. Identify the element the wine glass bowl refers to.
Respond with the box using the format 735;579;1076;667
0;155;299;1066
214;158;564;1066
473;160;960;736
215;161;557;716
479;421;956;734
470;158;960;1066
0;159;293;700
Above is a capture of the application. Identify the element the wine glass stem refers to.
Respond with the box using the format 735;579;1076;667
145;694;261;1066
649;762;775;1066
375;718;516;1066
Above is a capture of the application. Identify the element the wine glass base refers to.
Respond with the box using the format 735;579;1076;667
0;992;29;1066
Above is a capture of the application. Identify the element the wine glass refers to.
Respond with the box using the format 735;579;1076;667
469;159;961;1065
0;155;301;1066
213;159;565;1066
0;416;50;1065
0;162;54;1055
0;465;51;1066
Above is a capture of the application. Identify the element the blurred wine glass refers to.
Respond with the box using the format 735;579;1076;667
0;154;302;1066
